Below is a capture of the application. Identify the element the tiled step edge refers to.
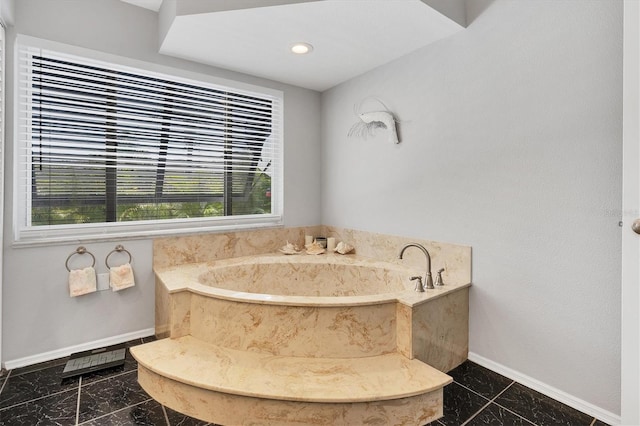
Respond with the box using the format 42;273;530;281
130;335;452;403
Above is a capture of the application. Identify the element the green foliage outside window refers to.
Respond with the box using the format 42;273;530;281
31;173;272;226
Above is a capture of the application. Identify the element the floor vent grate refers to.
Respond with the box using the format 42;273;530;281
61;344;126;379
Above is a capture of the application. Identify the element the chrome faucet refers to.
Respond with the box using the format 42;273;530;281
398;243;434;291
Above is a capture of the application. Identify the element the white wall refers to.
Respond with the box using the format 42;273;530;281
2;0;321;364
321;0;622;417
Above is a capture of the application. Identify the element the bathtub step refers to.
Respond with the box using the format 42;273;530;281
130;335;452;403
131;336;451;424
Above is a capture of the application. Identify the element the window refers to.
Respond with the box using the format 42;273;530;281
15;39;283;244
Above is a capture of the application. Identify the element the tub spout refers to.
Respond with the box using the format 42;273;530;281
398;243;434;291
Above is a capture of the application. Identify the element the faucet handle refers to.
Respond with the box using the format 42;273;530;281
435;268;445;286
410;276;425;292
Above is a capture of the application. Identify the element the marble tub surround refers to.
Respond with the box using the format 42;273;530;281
188;294;398;358
154;254;470;364
143;226;471;424
397;288;470;372
153;225;472;287
155;253;470;305
153;227;471;365
322;225;471;288
153;226;323;268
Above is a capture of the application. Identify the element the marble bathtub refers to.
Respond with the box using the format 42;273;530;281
197;254;410;297
159;252;462;302
133;227;471;425
153;252;469;360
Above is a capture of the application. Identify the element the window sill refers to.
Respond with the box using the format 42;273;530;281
13;216;284;248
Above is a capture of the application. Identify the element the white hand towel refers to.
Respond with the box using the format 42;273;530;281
69;266;97;297
110;263;135;291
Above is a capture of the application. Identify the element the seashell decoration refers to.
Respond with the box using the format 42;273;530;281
333;241;354;255
305;240;326;255
279;241;301;255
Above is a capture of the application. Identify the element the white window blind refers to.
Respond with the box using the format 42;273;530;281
16;42;283;244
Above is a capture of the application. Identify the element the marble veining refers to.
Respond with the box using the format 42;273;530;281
153;226;324;268
155;253;470;308
198;255;408;296
153;225;472;286
411;289;470;372
138;364;444;426
189;294;398;357
131;336;452;403
144;226;474;425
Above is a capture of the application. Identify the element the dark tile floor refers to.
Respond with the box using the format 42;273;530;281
429;361;610;426
0;337;209;426
0;337;610;426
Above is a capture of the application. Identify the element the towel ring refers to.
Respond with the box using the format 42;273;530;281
106;245;132;269
65;246;96;272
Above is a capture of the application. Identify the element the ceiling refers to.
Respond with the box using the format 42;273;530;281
121;0;162;12
123;0;466;92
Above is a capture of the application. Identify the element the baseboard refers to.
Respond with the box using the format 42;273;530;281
468;352;621;426
3;328;156;370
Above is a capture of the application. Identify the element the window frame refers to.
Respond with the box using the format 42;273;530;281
14;35;284;246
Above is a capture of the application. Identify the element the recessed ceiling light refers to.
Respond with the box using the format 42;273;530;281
290;42;314;55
